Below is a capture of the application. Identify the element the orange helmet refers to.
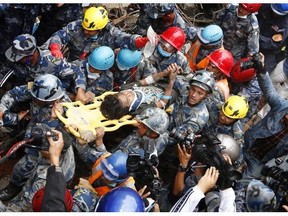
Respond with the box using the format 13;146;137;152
230;58;256;83
240;3;262;13
160;27;186;50
208;49;234;77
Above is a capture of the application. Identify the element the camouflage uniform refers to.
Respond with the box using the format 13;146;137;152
229;77;262;124
72;59;114;96
137;48;191;79
204;100;245;167
34;4;83;45
5;35;86;93
214;4;260;61
110;64;137;89
0;4;54;61
117;131;170;158
168;77;210;145
43;20;140;61
134;3;188;36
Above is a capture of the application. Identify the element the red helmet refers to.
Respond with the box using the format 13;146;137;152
32;187;73;212
160;26;186;50
240;3;262;13
207;49;234;77
230;58;256;83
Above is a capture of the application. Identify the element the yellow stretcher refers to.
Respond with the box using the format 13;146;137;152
55;91;137;139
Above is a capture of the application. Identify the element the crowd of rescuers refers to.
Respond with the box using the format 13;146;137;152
0;2;288;212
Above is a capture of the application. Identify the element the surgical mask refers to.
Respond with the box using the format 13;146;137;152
157;44;172;58
115;58;128;71
86;63;100;79
90;33;99;40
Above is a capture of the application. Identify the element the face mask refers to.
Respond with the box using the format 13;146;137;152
157;44;172;58
86;63;100;79
116;58;128;71
90;33;99;40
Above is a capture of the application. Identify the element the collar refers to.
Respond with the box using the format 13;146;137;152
129;90;145;112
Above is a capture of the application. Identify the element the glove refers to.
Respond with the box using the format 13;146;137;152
252;53;265;74
135;37;149;49
49;43;63;59
79;129;96;142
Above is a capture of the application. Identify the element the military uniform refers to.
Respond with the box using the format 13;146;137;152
168;77;210;145
44;20;140;61
204;100;245;167
137;48;191;79
134;3;188;36
214;4;260;61
73;59;114;96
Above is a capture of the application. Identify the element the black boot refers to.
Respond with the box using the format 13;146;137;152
0;182;22;201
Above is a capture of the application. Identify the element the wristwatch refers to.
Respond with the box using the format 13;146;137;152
177;164;187;172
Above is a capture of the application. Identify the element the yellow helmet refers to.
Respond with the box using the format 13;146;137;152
82;6;108;31
222;95;249;119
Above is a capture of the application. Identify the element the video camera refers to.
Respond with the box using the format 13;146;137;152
261;155;288;207
192;131;242;189
126;140;162;202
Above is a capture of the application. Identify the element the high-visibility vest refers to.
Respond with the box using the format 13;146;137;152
88;153;135;196
185;40;223;71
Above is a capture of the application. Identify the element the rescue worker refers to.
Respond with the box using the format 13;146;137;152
134;3;187;35
111;48;143;90
229;57;262;126
185;24;224;71
0;74;75;211
214;3;261;61
257;3;288;73
205;49;234;103
44;6;149;61
137;26;190;79
116;107;170;158
168;70;215;146
204;95;249;168
4;33;87;103
72;46;115;104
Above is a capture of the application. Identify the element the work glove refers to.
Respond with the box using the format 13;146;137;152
135;37;149;49
252;53;265;74
49;43;63;59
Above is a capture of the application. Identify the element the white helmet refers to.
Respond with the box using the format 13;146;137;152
217;134;239;162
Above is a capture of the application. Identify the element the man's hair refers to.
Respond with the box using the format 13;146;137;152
100;94;129;119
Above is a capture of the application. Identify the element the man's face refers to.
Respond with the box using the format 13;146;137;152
136;121;160;139
206;61;225;81
218;109;236;125
83;29;99;38
187;85;208;106
238;4;251;16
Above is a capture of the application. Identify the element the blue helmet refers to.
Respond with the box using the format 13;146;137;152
95;187;145;212
246;179;277;212
271;3;288;15
197;24;223;46
147;3;175;19
116;48;142;71
99;150;128;183
88;46;115;70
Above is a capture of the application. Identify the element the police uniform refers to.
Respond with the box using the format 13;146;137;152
204;100;245;167
214;4;260;61
134;3;188;36
44;20;140;61
74;59;114;96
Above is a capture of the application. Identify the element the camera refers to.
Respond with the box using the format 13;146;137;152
192;131;242;189
127;153;162;202
169;127;195;148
